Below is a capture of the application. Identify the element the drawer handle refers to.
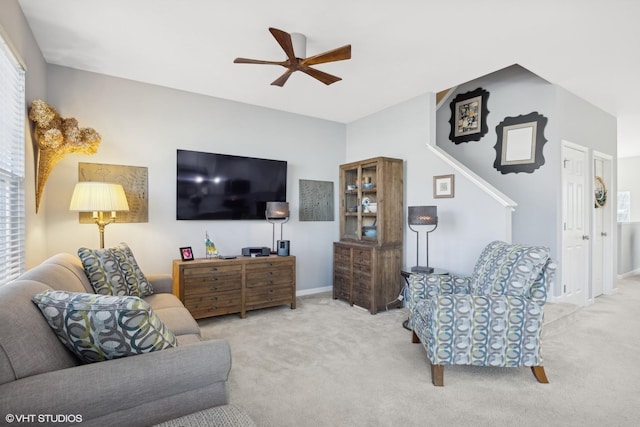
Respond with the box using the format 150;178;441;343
211;267;217;271
268;280;273;285
210;286;218;291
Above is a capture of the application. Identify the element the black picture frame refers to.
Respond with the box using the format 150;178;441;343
180;246;194;261
448;87;490;144
493;112;548;174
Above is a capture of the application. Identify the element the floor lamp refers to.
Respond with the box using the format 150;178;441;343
408;206;438;273
265;201;289;254
69;182;130;249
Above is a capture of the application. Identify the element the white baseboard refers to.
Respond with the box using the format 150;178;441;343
296;286;332;297
617;268;640;279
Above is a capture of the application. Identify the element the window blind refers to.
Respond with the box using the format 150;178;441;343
0;29;26;286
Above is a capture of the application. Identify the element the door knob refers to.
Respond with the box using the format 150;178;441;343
582;235;590;240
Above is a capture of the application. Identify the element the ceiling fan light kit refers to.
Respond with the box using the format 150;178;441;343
234;27;351;87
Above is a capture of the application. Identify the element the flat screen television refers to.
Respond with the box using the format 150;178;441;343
176;149;287;220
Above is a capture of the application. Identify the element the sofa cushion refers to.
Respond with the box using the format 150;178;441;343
144;293;202;338
32;290;178;364
114;243;154;296
471;241;550;297
78;243;153;297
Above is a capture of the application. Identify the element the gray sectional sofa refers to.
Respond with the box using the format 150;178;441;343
0;253;232;427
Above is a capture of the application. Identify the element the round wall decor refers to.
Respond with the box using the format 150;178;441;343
594;176;607;208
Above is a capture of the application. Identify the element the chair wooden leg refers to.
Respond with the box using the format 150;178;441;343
531;366;549;383
412;330;420;343
431;364;444;386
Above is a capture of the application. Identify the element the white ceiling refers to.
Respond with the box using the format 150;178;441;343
17;0;640;157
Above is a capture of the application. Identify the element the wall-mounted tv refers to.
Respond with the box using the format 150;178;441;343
177;149;287;220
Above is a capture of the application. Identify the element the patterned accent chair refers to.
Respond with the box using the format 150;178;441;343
408;240;557;386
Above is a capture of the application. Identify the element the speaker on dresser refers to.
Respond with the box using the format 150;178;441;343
277;240;290;256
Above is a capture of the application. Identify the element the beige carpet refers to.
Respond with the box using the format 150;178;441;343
199;278;640;427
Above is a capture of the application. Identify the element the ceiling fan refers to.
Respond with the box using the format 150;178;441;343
234;27;351;87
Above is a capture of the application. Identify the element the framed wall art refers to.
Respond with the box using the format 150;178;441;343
433;174;455;198
493;112;548;174
448;87;490;144
299;179;334;221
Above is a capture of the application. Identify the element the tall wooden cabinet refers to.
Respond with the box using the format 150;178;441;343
333;157;403;314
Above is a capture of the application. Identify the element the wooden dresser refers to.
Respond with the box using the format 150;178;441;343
172;255;296;319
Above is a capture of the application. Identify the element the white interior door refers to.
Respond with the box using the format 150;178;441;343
562;142;589;306
592;153;613;297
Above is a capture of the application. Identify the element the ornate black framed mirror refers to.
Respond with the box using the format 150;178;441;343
493;112;548;174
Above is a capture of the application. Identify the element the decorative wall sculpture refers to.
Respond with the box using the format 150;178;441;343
28;99;101;212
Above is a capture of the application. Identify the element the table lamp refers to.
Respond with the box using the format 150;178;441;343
408;206;438;273
265;201;289;254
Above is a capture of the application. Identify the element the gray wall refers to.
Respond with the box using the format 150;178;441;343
42;66;345;293
436;65;559;255
347;93;513;277
436;64;617;262
0;0;48;268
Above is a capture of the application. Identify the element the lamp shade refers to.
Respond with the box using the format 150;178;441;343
408;206;437;225
69;182;130;212
266;201;289;219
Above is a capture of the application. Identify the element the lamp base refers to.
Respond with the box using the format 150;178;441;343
411;266;434;274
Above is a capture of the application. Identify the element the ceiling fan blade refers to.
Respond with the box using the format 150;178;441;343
269;27;296;61
271;69;294;87
302;45;351;66
299;66;342;85
234;57;285;65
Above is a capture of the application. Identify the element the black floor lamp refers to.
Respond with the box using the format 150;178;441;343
408;206;438;273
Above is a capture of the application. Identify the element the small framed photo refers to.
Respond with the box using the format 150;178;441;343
433;174;455;198
180;246;194;261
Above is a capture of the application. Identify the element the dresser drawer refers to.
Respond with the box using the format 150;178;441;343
352;249;371;263
352;289;371;311
333;272;350;300
183;264;242;278
246;269;293;287
185;290;242;318
246;283;292;306
184;276;241;296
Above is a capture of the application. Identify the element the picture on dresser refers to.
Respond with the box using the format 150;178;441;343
180;246;194;261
